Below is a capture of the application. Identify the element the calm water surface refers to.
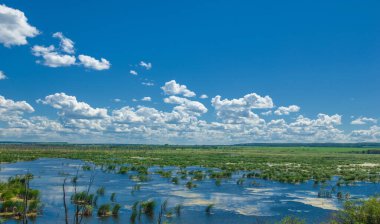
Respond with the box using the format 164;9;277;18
1;158;379;224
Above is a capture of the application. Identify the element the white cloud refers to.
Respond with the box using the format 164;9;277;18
261;111;272;116
211;93;273;124
141;97;152;102
52;32;75;54
350;125;380;142
200;94;208;99
142;82;154;86
164;96;207;116
0;95;34;125
212;93;274;111
32;45;76;67
0;95;34;113
274;105;300;115
113;98;121;103
161;80;196;97
78;55;110;70
130;70;138;75
38;93;108;119
31;33;110;70
351;117;377;125
0;71;7;80
0;4;39;47
139;61;152;70
0;85;378;144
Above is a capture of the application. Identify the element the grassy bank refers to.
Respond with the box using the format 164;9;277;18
1;145;380;183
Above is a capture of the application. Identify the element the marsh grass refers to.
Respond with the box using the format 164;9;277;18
2;146;380;184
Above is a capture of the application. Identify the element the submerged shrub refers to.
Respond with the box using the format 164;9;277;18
83;205;93;216
130;201;139;223
278;216;306;224
174;204;182;217
97;204;111;217
118;166;129;174
185;181;197;189
171;177;179;185
28;200;42;213
141;200;155;218
205;204;214;215
82;164;92;171
1;200;24;213
96;186;105;196
112;203;121;216
110;192;116;202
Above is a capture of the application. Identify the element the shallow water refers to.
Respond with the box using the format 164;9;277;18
0;158;379;224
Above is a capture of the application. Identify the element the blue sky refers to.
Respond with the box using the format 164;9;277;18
0;0;379;143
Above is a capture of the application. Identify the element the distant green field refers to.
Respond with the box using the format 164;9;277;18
1;144;380;184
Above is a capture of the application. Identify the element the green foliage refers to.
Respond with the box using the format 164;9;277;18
110;192;116;202
97;204;111;217
236;178;245;185
82;164;92;171
83;205;93;216
130;201;139;223
189;170;205;181
71;191;94;205
210;171;232;179
1;145;380;184
27;200;41;213
96;186;105;196
331;197;380;224
171;177;179;185
141;200;155;218
185;181;197;189
205;204;214;214
118;166;130;174
278;216;306;224
112;203;121;216
131;165;148;175
0;174;41;218
156;170;172;178
0;200;24;213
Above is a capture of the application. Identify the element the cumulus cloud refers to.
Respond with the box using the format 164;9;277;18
141;97;151;102
200;94;208;99
164;96;208;116
0;95;34;125
38;93;108;119
274;105;300;115
0;71;7;80
78;55;111;70
52;32;75;54
161;80;196;97
212;93;273;111
351;117;377;125
350;125;380;142
32;45;76;67
211;93;273;124
0;95;34;113
130;70;138;75
0;85;378;143
139;61;152;70
0;4;39;47
31;32;110;70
